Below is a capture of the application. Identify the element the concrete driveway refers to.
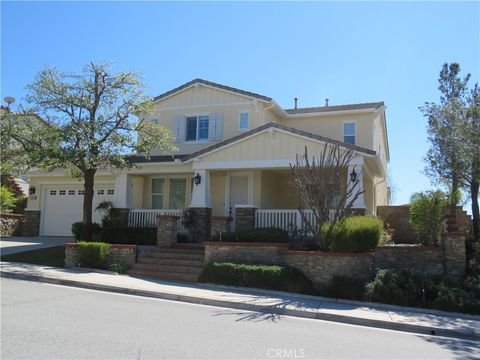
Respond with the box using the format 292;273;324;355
0;236;73;256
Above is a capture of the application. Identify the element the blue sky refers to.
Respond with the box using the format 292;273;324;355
2;1;479;206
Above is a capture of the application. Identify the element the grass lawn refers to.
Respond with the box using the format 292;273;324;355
1;246;65;267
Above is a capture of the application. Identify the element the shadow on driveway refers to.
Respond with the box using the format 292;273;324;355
0;236;73;256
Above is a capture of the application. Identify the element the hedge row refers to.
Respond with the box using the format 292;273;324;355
199;262;316;295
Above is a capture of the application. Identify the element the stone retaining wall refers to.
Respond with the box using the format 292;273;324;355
0;213;25;237
204;242;288;265
375;245;444;277
65;243;136;269
283;251;374;290
204;232;466;288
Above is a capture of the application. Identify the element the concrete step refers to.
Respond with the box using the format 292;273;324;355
137;257;204;267
131;263;203;274
128;269;200;282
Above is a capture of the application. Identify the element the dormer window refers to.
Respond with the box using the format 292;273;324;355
239;111;249;130
186;115;209;142
343;122;356;145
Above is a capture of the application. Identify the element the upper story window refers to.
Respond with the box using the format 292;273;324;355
239;112;249;130
186;115;209;142
343;122;356;145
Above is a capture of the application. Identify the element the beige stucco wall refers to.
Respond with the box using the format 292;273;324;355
279;112;375;150
260;170;298;209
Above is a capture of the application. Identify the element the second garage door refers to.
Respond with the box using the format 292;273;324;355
41;185;115;236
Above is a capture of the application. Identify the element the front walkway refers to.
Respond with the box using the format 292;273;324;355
1;262;478;340
0;237;73;256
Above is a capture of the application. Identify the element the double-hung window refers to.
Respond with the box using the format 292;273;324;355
343;122;356;145
186;115;209;142
239;112;249;130
151;179;165;209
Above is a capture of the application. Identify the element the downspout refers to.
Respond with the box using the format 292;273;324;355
373;176;387;216
262;101;276;124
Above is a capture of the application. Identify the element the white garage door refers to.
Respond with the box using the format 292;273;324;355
41;185;115;236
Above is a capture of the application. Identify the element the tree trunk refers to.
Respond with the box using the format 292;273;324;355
82;169;96;241
471;179;480;241
450;176;459;207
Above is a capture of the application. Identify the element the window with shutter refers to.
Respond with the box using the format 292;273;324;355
185;115;210;142
343;122;356;145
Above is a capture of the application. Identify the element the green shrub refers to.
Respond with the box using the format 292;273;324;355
0;186;16;213
71;222;102;241
210;227;289;243
100;226;157;245
325;276;367;301
77;242;111;269
433;280;480;315
199;262;316;295
364;269;433;306
323;216;383;253
409;190;448;246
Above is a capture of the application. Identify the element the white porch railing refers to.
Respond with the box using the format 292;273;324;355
255;209;337;233
128;209;188;233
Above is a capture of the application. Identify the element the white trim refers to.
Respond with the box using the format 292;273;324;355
154;101;254;111
235;204;257;209
153;82;271;104
287;108;376;118
238;110;250;131
184;126;375;164
342;120;356;145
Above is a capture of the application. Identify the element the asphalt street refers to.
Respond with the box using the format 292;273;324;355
1;278;479;360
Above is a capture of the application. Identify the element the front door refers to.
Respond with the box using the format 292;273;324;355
229;175;248;230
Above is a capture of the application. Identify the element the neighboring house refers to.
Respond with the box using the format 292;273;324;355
26;79;390;237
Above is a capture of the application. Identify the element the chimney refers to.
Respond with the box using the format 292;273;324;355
325;98;329;107
294;97;298;109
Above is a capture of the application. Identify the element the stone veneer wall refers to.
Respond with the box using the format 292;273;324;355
22;210;41;236
65;243;136;269
204;242;288;265
188;207;212;243
374;245;444;277
235;207;256;231
0;213;25;237
443;233;467;280
157;215;178;248
283;251;374;290
210;216;231;238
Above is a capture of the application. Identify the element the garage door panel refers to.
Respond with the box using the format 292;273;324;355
42;185;115;236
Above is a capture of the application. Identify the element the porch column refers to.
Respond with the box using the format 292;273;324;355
347;162;365;211
190;169;210;208
112;174;132;226
189;169;212;243
113;173;132;209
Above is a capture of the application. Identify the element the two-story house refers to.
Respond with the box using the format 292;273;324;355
26;78;389;237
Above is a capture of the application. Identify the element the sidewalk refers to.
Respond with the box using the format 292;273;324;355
1;261;479;340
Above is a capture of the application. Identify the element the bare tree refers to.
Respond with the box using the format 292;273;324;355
290;144;365;251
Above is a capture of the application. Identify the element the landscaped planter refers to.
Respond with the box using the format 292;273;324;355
65;243;137;269
0;213;25;237
204;241;289;265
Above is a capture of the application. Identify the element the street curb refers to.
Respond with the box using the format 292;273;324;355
1;270;479;341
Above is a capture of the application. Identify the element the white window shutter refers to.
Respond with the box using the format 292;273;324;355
173;116;186;143
208;113;216;141
215;113;223;141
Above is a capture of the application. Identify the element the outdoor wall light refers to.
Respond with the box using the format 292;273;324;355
193;173;202;186
349;168;357;183
29;186;36;195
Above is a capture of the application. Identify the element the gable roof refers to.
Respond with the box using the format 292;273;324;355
153;78;272;103
182;122;376;162
285;102;384;115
